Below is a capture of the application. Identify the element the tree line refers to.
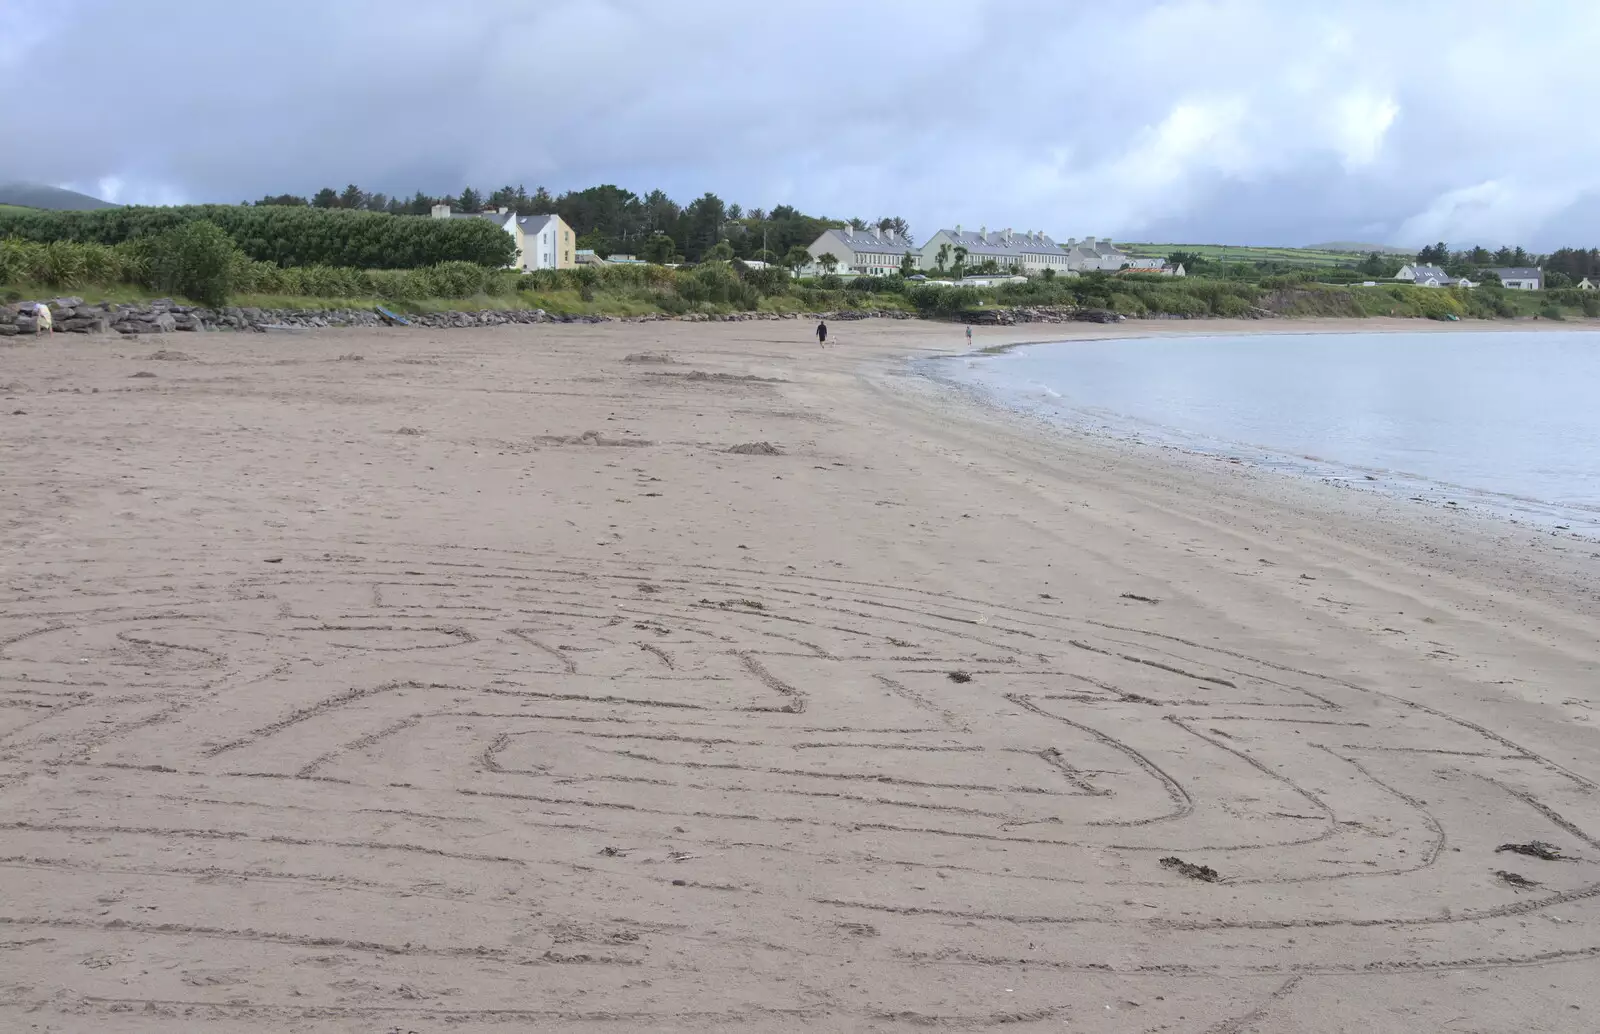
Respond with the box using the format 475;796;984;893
0;205;515;269
252;182;911;266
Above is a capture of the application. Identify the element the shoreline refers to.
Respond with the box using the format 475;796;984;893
913;323;1600;538
2;317;1597;1031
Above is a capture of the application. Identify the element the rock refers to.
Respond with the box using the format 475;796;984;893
0;324;18;337
59;316;111;333
52;296;84;309
15;316;36;333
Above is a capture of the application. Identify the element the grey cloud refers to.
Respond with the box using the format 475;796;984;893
4;0;1598;249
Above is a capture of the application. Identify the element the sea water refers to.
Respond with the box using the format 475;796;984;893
930;331;1600;533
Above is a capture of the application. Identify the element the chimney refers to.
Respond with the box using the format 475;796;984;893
497;206;509;215
431;203;451;219
955;223;962;236
885;228;895;243
843;225;852;240
1085;236;1096;247
1067;238;1076;248
980;225;987;240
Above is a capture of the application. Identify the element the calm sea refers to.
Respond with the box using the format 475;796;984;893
930;331;1600;533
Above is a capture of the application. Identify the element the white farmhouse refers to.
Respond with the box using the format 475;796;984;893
431;204;575;271
1487;267;1543;290
918;226;1073;276
1394;264;1468;288
805;226;915;276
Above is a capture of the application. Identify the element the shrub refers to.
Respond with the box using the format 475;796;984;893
137;220;242;306
0;204;516;269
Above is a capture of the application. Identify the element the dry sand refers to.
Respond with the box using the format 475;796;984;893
2;317;1598;1032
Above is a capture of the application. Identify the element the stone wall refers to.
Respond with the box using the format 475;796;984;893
1;297;914;336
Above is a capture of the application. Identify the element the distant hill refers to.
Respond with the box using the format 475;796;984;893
0;183;117;210
1306;241;1413;255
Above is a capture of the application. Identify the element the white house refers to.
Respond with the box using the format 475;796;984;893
918;225;1073;276
1578;277;1598;291
430;204;575;271
805;225;915;276
1487;266;1543;290
1062;237;1133;271
1394;264;1469;288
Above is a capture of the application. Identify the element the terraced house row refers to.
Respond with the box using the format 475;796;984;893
804;224;1185;278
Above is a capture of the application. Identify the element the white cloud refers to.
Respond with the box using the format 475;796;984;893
4;0;1600;248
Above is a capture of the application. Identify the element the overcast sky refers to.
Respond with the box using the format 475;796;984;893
4;0;1595;249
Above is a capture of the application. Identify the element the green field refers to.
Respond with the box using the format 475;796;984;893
1120;243;1387;267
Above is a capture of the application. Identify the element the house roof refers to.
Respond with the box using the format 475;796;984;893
1406;264;1449;279
1487;266;1541;279
932;228;1062;257
517;214;561;234
819;227;911;252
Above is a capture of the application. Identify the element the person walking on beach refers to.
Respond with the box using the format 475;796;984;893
965;325;972;347
816;320;828;346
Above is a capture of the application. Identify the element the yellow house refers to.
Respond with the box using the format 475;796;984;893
431;204;575;271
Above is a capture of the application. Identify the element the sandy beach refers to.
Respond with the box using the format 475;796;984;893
2;316;1598;1032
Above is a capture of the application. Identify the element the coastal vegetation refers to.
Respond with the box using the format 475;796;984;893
0;204;516;268
1;183;1596;320
7;232;1594;321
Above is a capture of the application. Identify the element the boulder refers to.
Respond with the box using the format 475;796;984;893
59;316;110;333
0;324;18;337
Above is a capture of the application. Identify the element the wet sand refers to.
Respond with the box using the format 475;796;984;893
2;317;1598;1032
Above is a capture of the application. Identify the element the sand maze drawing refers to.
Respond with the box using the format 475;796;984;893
3;546;1599;1027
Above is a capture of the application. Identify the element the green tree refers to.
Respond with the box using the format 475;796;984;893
817;252;839;274
457;187;483;213
256;193;308;207
1546;270;1573;288
935;242;951;273
784;245;811;276
338;183;366;209
877;216;914;245
899;251;917;276
140;220;242;307
310;187;339;209
707;240;735;262
951;245;969;278
683;192;727;260
641;233;677;265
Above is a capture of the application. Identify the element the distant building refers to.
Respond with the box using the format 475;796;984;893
1061;237;1132;271
1394;264;1459;287
431;204;575;271
918;225;1072;276
805;226;915;276
1578;277;1599;291
1487;267;1543;290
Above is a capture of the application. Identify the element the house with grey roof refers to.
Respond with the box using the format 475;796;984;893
1486;266;1542;290
1394;263;1469;287
1061;237;1132;272
917;225;1074;276
805;225;915;276
430;204;575;270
